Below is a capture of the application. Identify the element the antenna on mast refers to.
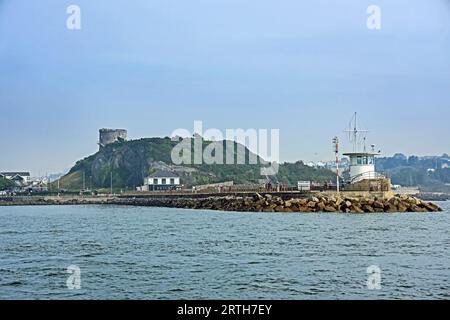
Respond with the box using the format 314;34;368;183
345;112;369;152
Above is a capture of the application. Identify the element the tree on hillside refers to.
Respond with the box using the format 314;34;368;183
0;177;15;191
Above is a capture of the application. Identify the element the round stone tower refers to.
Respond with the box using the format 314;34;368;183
99;128;127;149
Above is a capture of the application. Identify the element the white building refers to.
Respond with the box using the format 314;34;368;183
297;181;311;191
342;113;384;184
343;152;382;183
141;170;181;191
0;172;31;186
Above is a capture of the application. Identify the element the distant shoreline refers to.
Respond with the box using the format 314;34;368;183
417;193;450;202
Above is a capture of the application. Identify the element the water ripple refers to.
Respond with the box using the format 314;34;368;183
0;202;449;299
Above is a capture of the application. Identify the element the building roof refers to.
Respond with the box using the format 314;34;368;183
148;170;179;178
10;175;26;181
1;172;30;177
342;152;380;156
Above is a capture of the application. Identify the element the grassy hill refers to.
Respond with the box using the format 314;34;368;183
56;137;336;191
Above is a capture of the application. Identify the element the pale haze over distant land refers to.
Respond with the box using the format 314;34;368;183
0;0;449;175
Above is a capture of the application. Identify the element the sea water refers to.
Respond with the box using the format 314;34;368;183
0;203;449;299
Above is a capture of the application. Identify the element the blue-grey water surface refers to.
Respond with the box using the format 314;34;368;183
0;203;449;300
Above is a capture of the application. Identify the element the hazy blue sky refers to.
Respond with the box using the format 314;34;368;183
1;0;449;175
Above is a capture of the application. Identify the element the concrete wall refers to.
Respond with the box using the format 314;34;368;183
349;164;376;181
193;181;234;191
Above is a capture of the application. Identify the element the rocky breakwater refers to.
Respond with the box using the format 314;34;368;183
114;193;442;213
0;196;112;206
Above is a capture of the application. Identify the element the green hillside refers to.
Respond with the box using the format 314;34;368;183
57;137;336;191
0;177;15;190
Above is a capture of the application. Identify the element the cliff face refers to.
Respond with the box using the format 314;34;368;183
89;142;151;188
60;137;336;190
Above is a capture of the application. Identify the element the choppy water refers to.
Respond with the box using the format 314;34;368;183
0;203;449;300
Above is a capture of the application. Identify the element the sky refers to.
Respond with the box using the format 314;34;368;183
0;0;449;175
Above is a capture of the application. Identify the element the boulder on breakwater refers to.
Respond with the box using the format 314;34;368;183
0;196;112;206
113;193;442;213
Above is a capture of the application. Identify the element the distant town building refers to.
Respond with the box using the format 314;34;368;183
305;158;349;171
0;172;30;186
99;128;127;149
140;170;181;191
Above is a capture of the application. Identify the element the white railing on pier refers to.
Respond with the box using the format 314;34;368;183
349;171;386;184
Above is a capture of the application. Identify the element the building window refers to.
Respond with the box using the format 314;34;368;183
357;156;363;165
153;179;158;185
162;178;167;185
170;178;175;185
